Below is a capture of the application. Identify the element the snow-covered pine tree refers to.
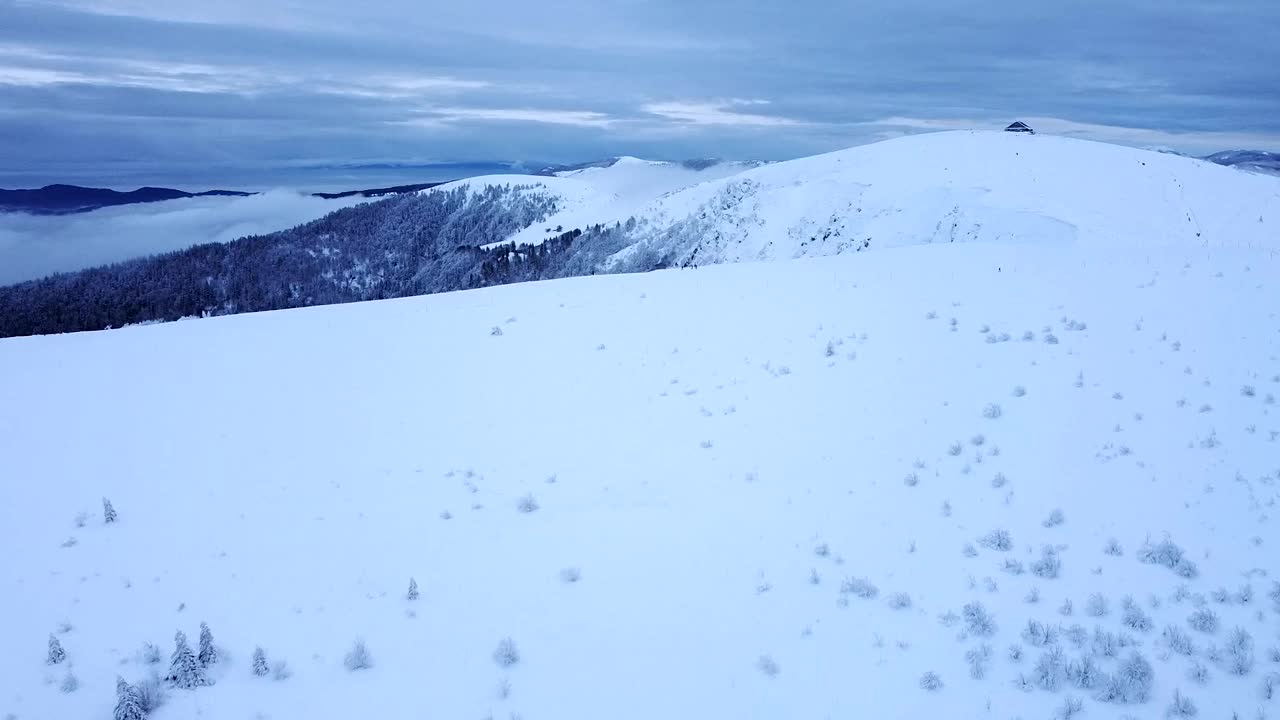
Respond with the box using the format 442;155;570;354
103;497;117;524
407;577;419;601
47;634;66;664
166;631;209;689
251;647;269;677
113;677;145;720
197;622;218;667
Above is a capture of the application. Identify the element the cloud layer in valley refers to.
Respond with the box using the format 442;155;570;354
0;191;366;286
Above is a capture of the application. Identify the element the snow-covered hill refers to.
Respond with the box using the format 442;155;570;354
426;157;763;250
3;236;1279;719
605;131;1280;267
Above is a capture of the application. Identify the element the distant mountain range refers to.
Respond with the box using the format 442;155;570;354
1202;150;1280;176
0;181;452;215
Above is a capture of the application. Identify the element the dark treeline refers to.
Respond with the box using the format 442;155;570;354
0;183;655;338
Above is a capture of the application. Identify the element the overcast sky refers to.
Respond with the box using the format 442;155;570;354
2;0;1278;187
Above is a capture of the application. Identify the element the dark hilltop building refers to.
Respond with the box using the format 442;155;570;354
1005;121;1035;134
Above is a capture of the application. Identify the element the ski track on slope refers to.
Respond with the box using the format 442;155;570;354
2;242;1279;720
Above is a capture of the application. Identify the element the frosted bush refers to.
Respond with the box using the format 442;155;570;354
1066;655;1103;690
1023;620;1059;647
343;639;373;671
887;592;912;610
1087;593;1109;617
1059;599;1074;616
1096;651;1153;704
1138;537;1197;578
918;671;943;691
1043;509;1065;528
966;643;992;679
983;403;1003;419
841;576;879;599
1121;597;1153;632
252;647;269;677
493;637;520;668
560;567;582;583
1002;558;1025;575
516;494;539;513
1008;644;1024;662
1064;624;1088;649
1035;647;1066;691
271;661;292;681
1013;385;1027;397
757;655;779;677
59;672;78;693
136;674;167;713
1058;696;1084;720
1104;538;1124;556
1226;627;1254;676
963;602;997;637
1163;625;1195;656
978;529;1013;551
1166;689;1196;718
1187;661;1209;685
1187;609;1218;634
1032;546;1062;579
962;543;978;558
991;472;1007;488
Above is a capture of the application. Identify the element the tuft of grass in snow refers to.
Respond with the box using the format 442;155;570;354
1042;508;1065;528
982;403;1003;419
1138;536;1198;578
887;592;913;610
559;567;582;583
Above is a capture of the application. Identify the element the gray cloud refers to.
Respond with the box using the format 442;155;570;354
2;0;1278;185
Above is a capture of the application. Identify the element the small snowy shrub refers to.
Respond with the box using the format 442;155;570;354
1090;591;1111;614
1187;609;1219;634
136;674;167;713
1067;655;1103;690
1043;509;1065;528
1226;627;1254;676
1035;646;1067;691
1002;558;1025;575
271;661;292;681
141;643;161;665
1163;625;1195;656
343;639;373;671
1188;661;1209;685
1262;673;1280;700
1243;385;1257;397
841;577;879;599
963;543;978;558
1032;546;1062;579
979;529;1013;551
1138;537;1198;578
1096;651;1154;704
887;592;912;610
59;672;78;693
965;643;992;679
73;512;88;528
1104;538;1124;556
1058;696;1084;719
1093;629;1121;659
813;542;830;557
1008;644;1024;663
1064;624;1088;648
1013;385;1027;397
963;602;997;637
490;326;503;336
560;567;582;583
1122;597;1154;632
756;655;780;677
903;472;919;487
983;403;1003;419
1166;689;1197;718
1059;599;1074;616
1026;587;1041;604
516;494;539;513
1044;333;1059;344
103;497;117;524
991;473;1008;489
948;442;963;456
407;577;419;600
493;637;520;668
1023;620;1059;647
252;647;269;677
919;671;943;691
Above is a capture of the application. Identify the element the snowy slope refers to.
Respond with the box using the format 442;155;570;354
426;159;761;250
600;131;1280;267
2;238;1279;719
